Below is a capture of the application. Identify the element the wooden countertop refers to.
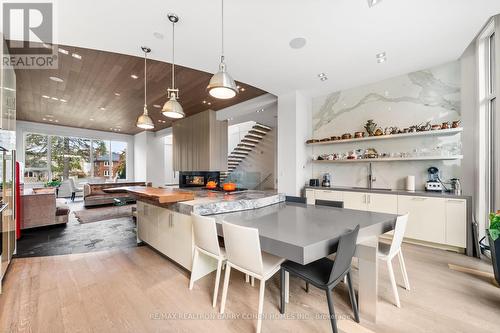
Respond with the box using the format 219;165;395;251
103;186;195;204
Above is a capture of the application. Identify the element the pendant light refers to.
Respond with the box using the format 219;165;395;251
162;13;185;119
136;46;154;129
207;0;238;99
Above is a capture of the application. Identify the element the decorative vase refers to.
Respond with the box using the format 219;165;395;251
364;120;377;136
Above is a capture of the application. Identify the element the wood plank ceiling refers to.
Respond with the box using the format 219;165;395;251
10;43;267;134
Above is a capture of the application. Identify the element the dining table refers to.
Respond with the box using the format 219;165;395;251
212;201;398;323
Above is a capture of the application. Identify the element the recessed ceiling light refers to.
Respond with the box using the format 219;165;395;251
89;118;95;121
60;99;67;102
367;0;382;7
46;114;54;118
42;95;50;99
289;37;307;49
202;100;207;104
48;119;53;122
320;77;328;81
256;108;264;113
153;104;161;108
114;92;121;96
131;74;139;79
240;88;245;92
376;52;386;59
377;57;387;63
318;73;327;78
153;32;164;39
236;85;241;89
49;76;64;83
99;107;106;111
72;53;82;60
51;97;59;101
58;48;69;55
42;118;47;121
54;120;59;123
207;102;212;105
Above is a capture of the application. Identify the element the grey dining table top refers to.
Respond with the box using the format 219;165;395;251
212;202;398;265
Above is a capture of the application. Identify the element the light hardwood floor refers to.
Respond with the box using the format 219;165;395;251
1;242;499;333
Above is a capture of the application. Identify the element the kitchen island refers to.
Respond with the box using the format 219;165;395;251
133;187;285;279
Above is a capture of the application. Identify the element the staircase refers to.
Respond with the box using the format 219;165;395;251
220;123;272;183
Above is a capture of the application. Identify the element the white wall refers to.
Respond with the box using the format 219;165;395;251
277;91;312;196
133;128;175;187
16;120;135;180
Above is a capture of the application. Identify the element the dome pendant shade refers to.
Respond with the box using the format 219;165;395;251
207;61;238;99
137;106;154;129
136;46;154;130
162;92;185;119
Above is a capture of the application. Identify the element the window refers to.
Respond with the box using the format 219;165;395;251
111;141;127;179
24;133;49;183
24;134;128;183
50;136;91;181
479;21;499;229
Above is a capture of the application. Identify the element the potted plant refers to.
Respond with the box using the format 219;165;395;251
45;180;62;188
488;211;500;285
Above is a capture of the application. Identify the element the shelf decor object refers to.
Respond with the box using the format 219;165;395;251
312;155;464;163
306;127;463;145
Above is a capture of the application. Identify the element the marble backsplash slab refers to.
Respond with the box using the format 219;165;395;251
309;61;462;190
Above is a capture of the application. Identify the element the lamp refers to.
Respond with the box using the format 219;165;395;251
162;13;185;119
136;46;154;129
207;0;238;99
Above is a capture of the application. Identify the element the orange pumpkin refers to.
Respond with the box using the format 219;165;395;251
206;181;217;189
222;182;237;191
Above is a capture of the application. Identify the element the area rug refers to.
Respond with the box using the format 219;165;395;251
74;204;136;224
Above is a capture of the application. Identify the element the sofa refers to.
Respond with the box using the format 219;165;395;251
83;181;149;207
21;188;70;229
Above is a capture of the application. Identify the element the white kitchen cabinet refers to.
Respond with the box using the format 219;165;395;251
367;193;398;214
398;196;446;244
170;211;194;270
445;199;467;248
343;191;368;211
305;189;315;205
137;203;194;271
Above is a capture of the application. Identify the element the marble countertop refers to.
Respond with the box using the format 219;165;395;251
305;185;472;199
168;189;286;216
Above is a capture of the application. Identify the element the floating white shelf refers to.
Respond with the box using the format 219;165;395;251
312;155;463;163
307;127;463;145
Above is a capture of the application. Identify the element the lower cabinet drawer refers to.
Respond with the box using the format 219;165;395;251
314;190;344;203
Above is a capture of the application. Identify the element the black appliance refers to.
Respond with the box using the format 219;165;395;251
179;171;220;188
309;179;320;187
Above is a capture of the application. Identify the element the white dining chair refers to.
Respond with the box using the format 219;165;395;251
220;222;285;333
378;213;411;308
189;213;226;308
189;214;251;307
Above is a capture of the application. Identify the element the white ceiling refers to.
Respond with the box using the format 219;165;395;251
52;0;500;97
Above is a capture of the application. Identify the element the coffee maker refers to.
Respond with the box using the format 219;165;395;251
322;173;331;187
425;166;443;192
